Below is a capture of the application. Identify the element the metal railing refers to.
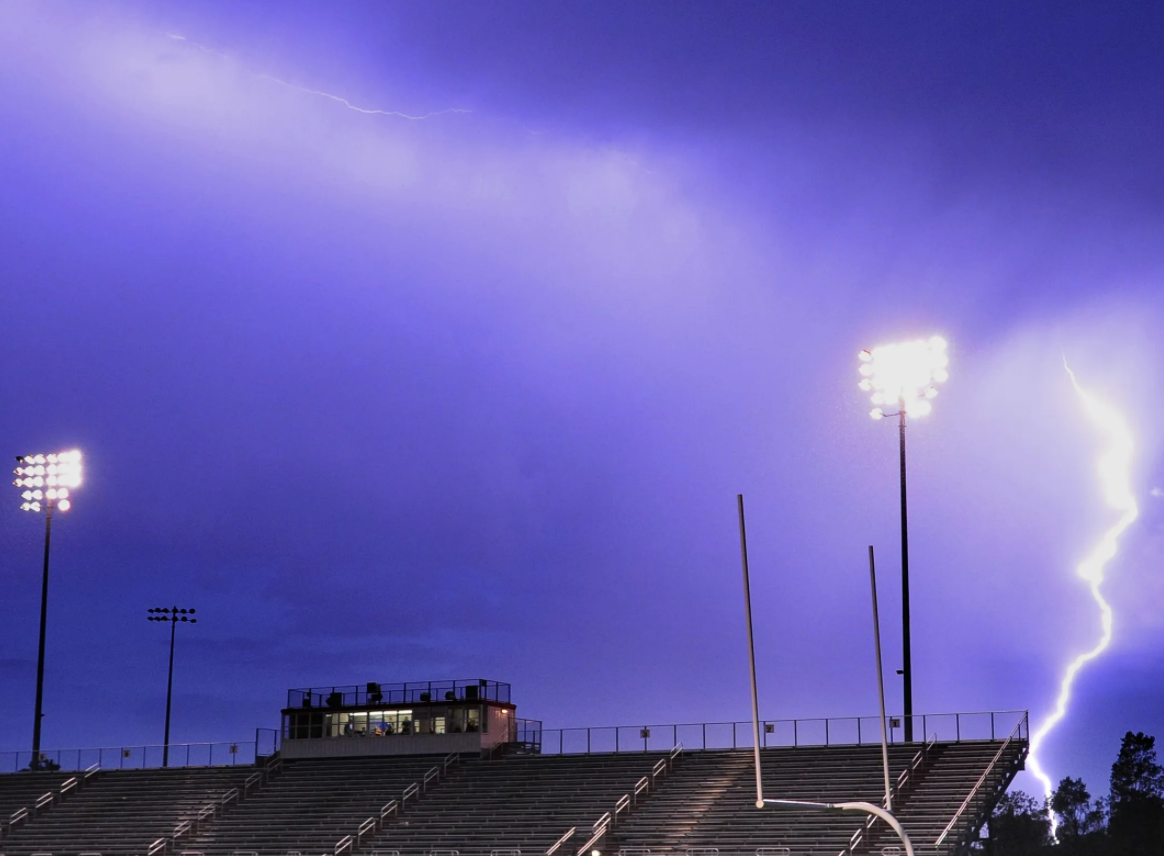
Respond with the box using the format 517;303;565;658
1;762;99;838
556;744;683;856
529;710;1027;755
935;716;1029;847
288;678;511;709
0;741;258;773
334;752;461;856
841;734;936;855
545;827;576;856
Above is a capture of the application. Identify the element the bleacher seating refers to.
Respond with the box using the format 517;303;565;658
865;740;1026;855
0;771;77;836
184;755;449;856
608;743;926;856
364;752;666;856
0;766;255;856
0;737;1025;856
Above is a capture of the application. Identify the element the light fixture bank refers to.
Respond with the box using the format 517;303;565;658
859;336;949;420
13;450;82;512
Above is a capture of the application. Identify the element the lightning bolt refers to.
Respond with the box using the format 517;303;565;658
166;33;470;121
1027;359;1139;839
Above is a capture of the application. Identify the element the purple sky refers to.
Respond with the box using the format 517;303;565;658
2;0;1163;797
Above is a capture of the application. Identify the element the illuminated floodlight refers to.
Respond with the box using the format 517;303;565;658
14;447;85;765
857;337;949;418
13;450;82;512
856;336;949;744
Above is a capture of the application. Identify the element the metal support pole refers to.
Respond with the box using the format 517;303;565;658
869;545;892;811
738;494;764;808
898;410;913;742
31;504;54;766
163;615;177;767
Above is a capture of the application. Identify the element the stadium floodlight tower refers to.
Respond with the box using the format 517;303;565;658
13;449;83;766
147;606;198;768
858;337;949;743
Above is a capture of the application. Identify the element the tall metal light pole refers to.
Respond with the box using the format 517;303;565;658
147;606;197;767
12;450;83;769
858;337;949;742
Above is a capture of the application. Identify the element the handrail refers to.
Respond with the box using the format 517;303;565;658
545;827;576;856
35;792;54;810
61;776;78;794
575;815;611;856
843;734;936;856
335;835;354;856
10;806;29;825
615;794;631;817
84;762;101;779
442;752;459;773
634;776;649;799
403;783;420;802
244;772;262;793
935;719;1025;846
147;837;168;855
174;819;192;837
670;743;684;760
651;759;665;781
198;805;215;822
380;799;399;820
358;818;376;840
423;766;439;789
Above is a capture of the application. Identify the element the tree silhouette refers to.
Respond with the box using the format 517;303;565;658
1108;731;1164;854
1052;776;1106;854
980;789;1051;854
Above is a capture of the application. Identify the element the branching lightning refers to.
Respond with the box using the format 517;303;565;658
166;33;470;121
1027;359;1140;838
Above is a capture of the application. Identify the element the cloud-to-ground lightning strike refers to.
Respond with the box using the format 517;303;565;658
166;34;470;121
1027;360;1140;838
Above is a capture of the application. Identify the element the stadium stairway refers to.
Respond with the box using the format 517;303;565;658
0;770;85;841
0;765;257;856
359;750;672;856
182;754;458;856
863;739;1027;856
605;744;927;856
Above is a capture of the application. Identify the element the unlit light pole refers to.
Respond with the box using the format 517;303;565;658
12;450;83;768
147;606;197;767
859;337;949;742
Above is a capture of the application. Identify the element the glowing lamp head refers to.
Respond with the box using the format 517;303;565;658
857;336;949;419
13;449;82;512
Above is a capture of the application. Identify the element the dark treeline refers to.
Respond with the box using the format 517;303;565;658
976;731;1164;855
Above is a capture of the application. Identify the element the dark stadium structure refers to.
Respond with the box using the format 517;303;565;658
0;679;1028;856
